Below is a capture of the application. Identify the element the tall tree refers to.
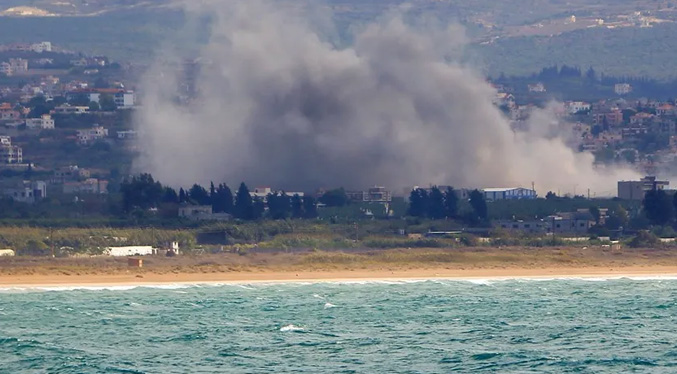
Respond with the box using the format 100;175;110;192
209;182;216;202
319;188;348;207
189;184;210;206
302;196;318;219
643;189;674;226
427;186;446;219
179;188;187;203
161;187;179;203
252;197;265;220
444;187;459;218
468;189;488;223
234;182;254;220
408;188;428;218
212;184;234;213
120;173;163;212
268;192;291;220
291;194;304;219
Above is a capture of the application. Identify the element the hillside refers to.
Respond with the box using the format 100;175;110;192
2;0;677;79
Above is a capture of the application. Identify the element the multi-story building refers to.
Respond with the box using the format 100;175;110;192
614;83;632;95
25;114;55;130
62;178;108;194
51;105;89;115
593;108;623;126
347;186;393;203
51;165;90;184
2;181;47;204
0;136;22;164
65;88;135;108
482;187;537;201
77;125;108;145
618;176;669;200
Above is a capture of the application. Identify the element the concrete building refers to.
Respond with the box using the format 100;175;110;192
178;205;231;221
346;186;392;203
2;181;47;204
618;176;670;200
51;105;89;115
25;114;55;130
495;211;595;235
564;101;591;114
614;83;632;95
66;89;135;108
117;130;138;140
251;187;304;201
31;41;52;53
77;125;108;144
0;136;22;164
482;187;537;201
63;179;108;194
52;165;90;183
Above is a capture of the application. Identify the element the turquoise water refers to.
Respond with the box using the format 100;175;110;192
1;278;676;373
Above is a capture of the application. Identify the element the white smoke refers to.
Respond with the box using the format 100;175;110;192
133;0;639;196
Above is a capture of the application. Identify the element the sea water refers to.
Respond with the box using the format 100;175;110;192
0;278;676;373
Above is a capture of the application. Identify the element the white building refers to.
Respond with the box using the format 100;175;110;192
8;58;28;74
31;41;52;53
0;249;15;257
614;83;632;95
528;83;546;93
52;105;89;115
77;125;108;144
0;136;22;164
25;114;55;130
482;187;537;201
114;92;135;108
105;246;155;257
565;101;591;114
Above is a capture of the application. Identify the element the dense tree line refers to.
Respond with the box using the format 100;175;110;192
407;186;487;224
121;174;318;221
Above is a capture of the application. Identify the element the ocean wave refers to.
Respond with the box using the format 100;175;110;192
279;324;305;332
1;275;676;293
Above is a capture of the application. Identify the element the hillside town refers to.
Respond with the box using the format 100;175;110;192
0;41;676;244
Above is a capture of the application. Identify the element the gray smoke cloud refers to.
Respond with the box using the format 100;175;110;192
134;0;639;195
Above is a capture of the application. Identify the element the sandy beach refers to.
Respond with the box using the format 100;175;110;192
2;266;677;289
1;247;677;288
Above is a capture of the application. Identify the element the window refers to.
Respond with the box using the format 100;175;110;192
524;224;530;228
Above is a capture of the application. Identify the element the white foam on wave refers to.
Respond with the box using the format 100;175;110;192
2;275;677;293
324;302;336;309
279;324;305;332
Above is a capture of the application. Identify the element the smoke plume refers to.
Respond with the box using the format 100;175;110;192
134;0;638;195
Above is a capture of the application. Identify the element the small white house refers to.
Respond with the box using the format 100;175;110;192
0;249;15;257
105;246;154;257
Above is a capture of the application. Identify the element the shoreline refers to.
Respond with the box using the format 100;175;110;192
2;266;677;289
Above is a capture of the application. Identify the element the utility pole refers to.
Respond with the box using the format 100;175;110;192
49;227;55;258
587;188;591;200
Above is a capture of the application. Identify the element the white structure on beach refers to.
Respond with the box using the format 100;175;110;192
0;249;15;256
105;246;154;257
